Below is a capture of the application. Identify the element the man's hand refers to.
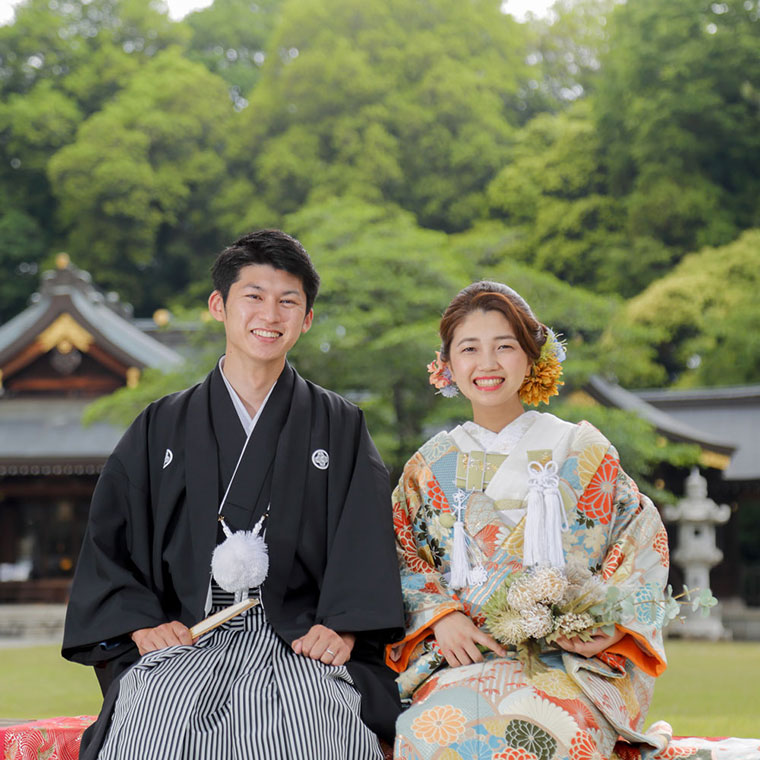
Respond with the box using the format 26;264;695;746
554;627;625;658
431;611;507;668
291;624;355;666
130;621;194;656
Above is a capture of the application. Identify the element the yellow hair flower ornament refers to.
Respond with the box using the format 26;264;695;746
518;328;566;406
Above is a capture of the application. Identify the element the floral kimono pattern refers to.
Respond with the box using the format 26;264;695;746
388;413;672;760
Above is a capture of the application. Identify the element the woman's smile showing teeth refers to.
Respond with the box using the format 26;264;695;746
474;377;504;390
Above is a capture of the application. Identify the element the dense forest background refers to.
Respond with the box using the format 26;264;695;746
2;0;759;485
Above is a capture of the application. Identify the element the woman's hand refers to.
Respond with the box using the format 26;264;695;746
431;611;507;667
130;621;193;655
292;624;356;667
553;627;625;658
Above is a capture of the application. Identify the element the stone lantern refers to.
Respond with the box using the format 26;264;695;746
663;467;730;639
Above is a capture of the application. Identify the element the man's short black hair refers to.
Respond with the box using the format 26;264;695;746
211;229;320;313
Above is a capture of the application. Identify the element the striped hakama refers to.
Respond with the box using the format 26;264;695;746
98;588;383;759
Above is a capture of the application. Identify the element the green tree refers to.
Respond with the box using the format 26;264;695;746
0;203;47;323
0;0;188;107
595;0;760;253
603;229;760;388
0;81;82;225
48;48;235;313
522;0;616;105
486;101;673;296
0;0;192;318
283;196;466;475
185;0;283;104
228;0;533;231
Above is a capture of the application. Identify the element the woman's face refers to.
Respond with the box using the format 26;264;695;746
446;309;531;430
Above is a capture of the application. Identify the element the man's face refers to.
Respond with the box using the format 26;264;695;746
208;264;313;368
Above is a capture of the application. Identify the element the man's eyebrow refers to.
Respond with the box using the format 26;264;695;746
240;284;302;297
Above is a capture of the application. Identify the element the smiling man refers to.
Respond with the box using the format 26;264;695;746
62;229;404;760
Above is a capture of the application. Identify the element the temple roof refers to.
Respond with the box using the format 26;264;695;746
0;256;184;465
586;375;760;481
0;398;123;474
635;384;760;481
0;257;182;394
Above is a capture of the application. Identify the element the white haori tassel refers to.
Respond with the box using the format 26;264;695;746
212;515;269;603
523;460;568;568
448;489;487;590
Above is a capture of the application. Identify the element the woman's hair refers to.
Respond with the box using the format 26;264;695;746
439;280;547;362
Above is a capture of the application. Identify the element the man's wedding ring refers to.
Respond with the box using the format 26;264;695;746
326;648;335;655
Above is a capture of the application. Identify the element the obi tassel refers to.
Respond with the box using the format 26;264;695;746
523;460;568;568
449;490;487;590
212;515;269;603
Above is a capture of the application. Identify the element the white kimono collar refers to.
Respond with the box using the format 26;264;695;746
449;412;575;504
219;355;276;436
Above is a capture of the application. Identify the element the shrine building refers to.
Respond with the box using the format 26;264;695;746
0;255;183;603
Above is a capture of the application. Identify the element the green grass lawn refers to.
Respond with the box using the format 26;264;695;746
0;645;101;720
0;640;758;736
649;639;760;736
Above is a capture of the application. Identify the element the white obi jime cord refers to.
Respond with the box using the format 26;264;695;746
210;372;276;605
523;460;568;568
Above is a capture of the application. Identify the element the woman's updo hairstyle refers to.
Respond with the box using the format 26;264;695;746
438;280;547;363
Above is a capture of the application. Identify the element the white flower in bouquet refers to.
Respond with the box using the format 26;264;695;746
521;604;554;639
553;611;597;639
489;607;528;646
506;574;538;612
530;566;569;605
571;575;608;609
564;556;593;586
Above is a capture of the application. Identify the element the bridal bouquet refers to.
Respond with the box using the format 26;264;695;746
482;559;716;648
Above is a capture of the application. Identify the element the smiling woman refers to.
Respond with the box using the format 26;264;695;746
387;280;688;759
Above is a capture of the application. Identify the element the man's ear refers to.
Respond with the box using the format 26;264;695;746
301;308;314;334
208;290;226;323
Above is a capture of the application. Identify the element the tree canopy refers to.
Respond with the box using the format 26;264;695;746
603;229;760;388
2;0;757;485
